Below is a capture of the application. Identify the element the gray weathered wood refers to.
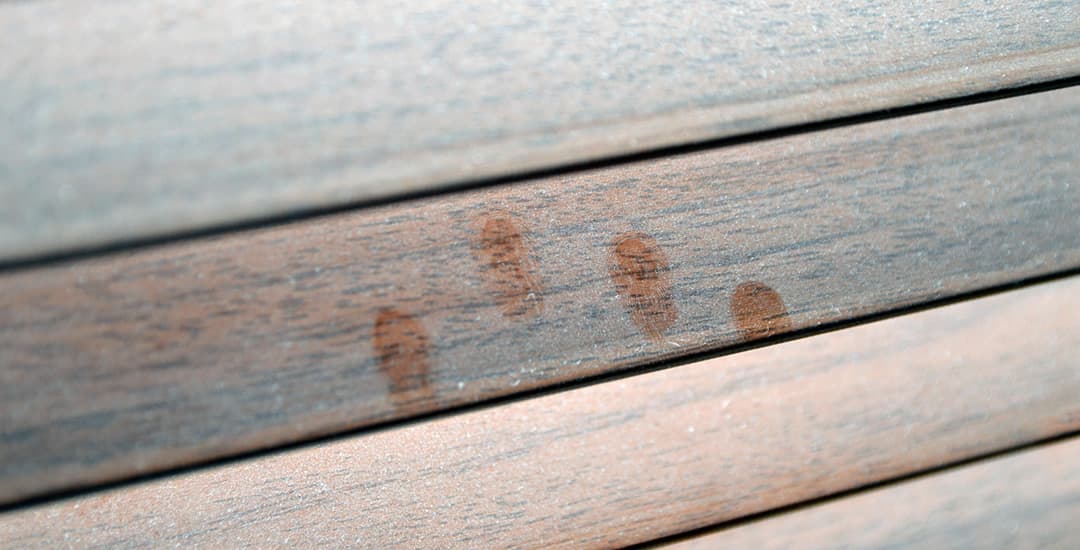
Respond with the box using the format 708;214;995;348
2;276;1079;547
2;0;1078;260
1;87;1078;506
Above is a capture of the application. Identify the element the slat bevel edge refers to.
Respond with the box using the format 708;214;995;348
4;75;1080;272
3;0;1079;260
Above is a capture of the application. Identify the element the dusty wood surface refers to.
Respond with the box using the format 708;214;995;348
2;87;1079;505
663;437;1080;550
2;0;1078;261
2;277;1079;548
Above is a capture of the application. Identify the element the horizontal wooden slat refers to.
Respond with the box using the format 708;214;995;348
2;87;1079;505
2;277;1079;547
663;437;1080;550
1;0;1078;260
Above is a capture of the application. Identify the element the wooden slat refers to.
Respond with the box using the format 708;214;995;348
2;87;1079;505
1;0;1078;260
2;277;1079;548
662;437;1080;550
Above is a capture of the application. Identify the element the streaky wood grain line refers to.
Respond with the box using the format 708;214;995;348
1;87;1079;505
1;0;1079;260
2;277;1078;548
662;437;1080;550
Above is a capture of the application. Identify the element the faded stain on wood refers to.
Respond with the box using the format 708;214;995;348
373;308;433;407
473;213;544;319
609;232;678;341
730;281;792;340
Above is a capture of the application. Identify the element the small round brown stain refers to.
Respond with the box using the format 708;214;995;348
730;281;792;340
373;308;433;406
474;214;544;319
609;232;678;341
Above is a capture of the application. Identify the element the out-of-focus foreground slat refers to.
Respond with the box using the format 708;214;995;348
2;87;1079;505
2;276;1078;548
1;0;1078;260
662;437;1080;550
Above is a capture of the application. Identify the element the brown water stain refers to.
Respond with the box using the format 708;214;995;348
473;214;544;319
730;281;792;340
609;232;678;341
373;308;433;406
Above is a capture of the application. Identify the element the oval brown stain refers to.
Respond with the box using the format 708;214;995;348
730;281;792;340
474;214;544;319
373;308;433;406
609;232;678;341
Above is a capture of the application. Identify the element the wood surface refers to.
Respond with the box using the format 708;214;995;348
662;437;1080;550
2;277;1079;548
2;87;1079;505
2;0;1079;261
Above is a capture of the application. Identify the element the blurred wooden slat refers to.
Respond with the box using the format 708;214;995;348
662;437;1080;550
2;87;1079;505
1;0;1078;260
2;276;1078;548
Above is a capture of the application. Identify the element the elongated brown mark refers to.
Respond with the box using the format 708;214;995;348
609;232;678;341
473;214;544;319
730;281;792;340
373;308;433;407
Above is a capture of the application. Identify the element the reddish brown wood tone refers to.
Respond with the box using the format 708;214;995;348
663;438;1080;549
1;88;1078;505
2;277;1078;548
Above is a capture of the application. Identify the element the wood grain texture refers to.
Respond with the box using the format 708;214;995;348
1;87;1079;505
2;0;1079;260
2;277;1079;548
663;437;1080;550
